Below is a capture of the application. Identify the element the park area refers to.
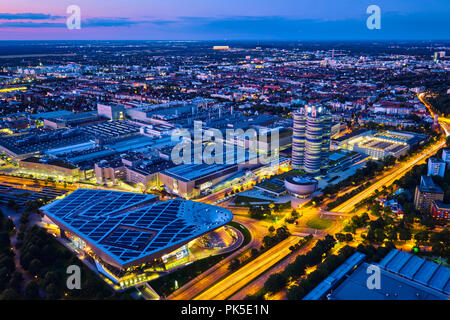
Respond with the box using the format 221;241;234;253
306;217;333;230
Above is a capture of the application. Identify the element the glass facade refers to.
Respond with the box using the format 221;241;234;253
292;105;332;174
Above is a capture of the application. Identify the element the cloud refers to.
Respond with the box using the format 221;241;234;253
146;13;450;40
0;21;66;28
0;11;448;40
0;17;146;29
148;20;178;26
0;13;63;20
83;17;141;27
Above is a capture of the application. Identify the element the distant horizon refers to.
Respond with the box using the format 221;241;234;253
1;1;449;41
0;39;449;42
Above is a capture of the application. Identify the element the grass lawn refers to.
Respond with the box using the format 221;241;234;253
306;217;333;230
234;195;272;204
258;181;285;193
227;221;251;246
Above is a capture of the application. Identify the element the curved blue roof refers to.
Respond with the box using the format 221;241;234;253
41;189;233;268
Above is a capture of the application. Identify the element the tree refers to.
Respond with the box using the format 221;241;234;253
43;271;61;290
24;280;40;300
398;229;412;241
0;267;10;291
307;269;327;287
249;206;264;220
414;231;429;243
264;273;287;293
1;218;14;232
275;226;290;239
430;229;450;248
7;199;19;210
0;254;15;274
1;288;19;300
8;271;23;293
370;204;381;216
387;229;398;241
366;229;376;242
384;155;396;167
384;206;393;216
374;229;386;242
243;294;265;301
286;285;305;300
45;283;60;300
228;258;240;271
345;233;353;242
29;259;44;277
432;242;446;256
284;255;306;279
250;248;259;258
0;231;11;248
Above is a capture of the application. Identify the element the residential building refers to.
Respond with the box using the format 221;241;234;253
427;157;446;177
430;200;450;221
414;176;444;213
442;149;450;165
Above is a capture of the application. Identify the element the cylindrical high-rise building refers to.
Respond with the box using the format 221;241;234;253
292;110;307;169
291;105;331;174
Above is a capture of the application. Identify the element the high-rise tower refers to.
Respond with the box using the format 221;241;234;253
292;110;307;169
292;105;331;174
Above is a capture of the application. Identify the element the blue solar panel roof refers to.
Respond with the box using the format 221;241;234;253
379;249;450;295
428;266;450;294
385;250;413;274
303;252;366;300
41;189;233;267
378;249;399;269
330;262;448;300
399;255;425;280
413;259;440;286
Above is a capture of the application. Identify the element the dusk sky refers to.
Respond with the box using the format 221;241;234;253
0;0;449;40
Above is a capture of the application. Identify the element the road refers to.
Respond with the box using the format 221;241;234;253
193;236;301;300
225;93;450;300
168;219;260;300
333;91;450;214
228;240;317;300
228;210;350;300
333;135;447;213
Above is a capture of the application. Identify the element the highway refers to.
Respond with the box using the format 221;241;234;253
228;210;348;300
228;240;317;300
223;94;450;300
168;219;261;300
333;94;450;214
333;135;447;213
212;99;449;300
193;236;301;300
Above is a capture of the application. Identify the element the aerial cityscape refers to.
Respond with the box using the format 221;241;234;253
0;0;449;307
